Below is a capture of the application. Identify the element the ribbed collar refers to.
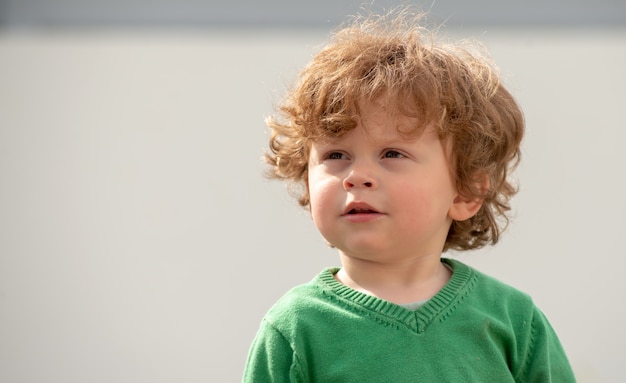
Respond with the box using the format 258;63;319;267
315;258;476;334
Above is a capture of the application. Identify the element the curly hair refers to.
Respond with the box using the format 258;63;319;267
265;11;524;251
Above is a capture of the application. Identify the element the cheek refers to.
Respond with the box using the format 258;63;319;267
393;181;426;205
309;183;333;215
393;183;450;220
308;176;339;225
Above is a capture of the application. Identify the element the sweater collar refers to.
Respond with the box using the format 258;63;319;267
315;258;476;333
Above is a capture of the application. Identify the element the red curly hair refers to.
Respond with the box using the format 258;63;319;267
265;11;524;251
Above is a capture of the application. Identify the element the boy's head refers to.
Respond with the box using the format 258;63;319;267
265;11;524;251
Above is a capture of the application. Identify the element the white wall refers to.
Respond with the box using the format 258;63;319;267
0;26;624;382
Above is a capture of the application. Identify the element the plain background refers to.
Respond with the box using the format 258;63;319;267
1;1;625;382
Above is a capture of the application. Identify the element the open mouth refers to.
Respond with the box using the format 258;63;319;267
342;203;382;222
347;208;378;214
343;202;380;215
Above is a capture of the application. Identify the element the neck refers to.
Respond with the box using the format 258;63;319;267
334;253;451;305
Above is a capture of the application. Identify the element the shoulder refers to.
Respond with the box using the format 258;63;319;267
446;258;534;307
262;268;338;329
245;275;329;383
444;259;576;381
443;258;542;329
445;258;559;346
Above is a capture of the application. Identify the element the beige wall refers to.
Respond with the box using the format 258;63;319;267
1;26;624;382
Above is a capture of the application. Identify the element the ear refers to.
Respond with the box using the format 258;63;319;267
448;174;489;221
449;194;484;221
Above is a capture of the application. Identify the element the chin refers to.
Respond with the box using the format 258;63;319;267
336;243;387;259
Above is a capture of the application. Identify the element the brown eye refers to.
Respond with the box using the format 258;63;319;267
383;150;404;158
326;152;347;160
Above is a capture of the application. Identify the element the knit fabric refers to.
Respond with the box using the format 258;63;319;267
243;258;575;382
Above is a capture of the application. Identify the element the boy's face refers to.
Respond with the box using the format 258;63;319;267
307;100;467;262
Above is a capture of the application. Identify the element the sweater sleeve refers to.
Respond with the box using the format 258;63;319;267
242;318;305;383
515;307;577;383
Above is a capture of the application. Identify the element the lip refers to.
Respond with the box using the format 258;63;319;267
341;201;384;223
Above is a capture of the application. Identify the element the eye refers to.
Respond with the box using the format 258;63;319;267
382;149;404;159
325;151;348;160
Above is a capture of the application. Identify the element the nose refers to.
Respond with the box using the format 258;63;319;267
343;167;377;190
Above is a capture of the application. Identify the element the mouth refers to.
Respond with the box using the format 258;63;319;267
346;207;379;214
343;203;380;215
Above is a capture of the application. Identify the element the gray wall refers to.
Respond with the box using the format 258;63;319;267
1;1;625;382
1;0;626;27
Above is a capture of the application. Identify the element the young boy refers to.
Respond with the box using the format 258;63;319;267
244;11;575;382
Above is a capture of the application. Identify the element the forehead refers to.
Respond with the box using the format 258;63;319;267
355;97;431;140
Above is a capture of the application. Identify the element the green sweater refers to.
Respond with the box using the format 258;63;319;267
243;259;575;382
